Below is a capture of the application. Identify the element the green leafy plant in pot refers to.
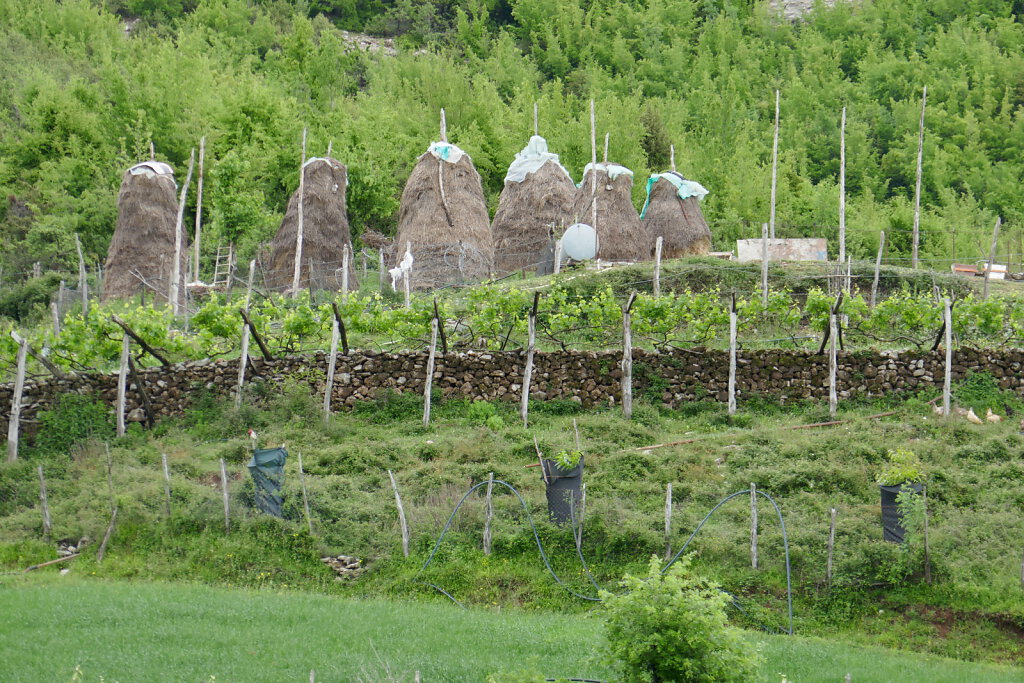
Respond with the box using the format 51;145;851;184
876;447;925;543
541;449;584;526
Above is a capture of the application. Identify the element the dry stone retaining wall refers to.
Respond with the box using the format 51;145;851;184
2;348;1023;428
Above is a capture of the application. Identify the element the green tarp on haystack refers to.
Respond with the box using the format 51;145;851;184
248;447;287;517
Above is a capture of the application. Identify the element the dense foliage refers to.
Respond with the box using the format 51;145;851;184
2;0;1024;281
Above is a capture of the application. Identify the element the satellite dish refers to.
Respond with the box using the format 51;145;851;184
562;223;598;260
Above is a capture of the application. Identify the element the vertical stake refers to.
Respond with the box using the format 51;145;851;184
520;294;538;428
75;234;89;317
728;295;738;416
116;333;129;437
590;100;598;240
38;465;51;538
220;458;230;534
826;507;837;588
870;231;885;307
769;89;780;239
6;335;27;462
440;108;447;142
621;293;637;418
171;149;195;314
298;451;312;536
553;239;562;275
653;236;663;297
923;488;932;584
664;482;673;561
483;471;494;556
750;483;758;570
983;216;1002;300
323;315;340;422
423;318;438;427
161;452;172;517
761;223;769;306
293;127;308;298
670;144;676;172
342;243;350;300
97;507;118;563
576;482;586;550
404;242;412;309
943;299;952;417
912;86;927;269
603;132;609;163
839;106;846;264
533;102;538;137
388;469;409;558
235;260;256;409
194;136;206;281
829;312;838;417
51;302;61;336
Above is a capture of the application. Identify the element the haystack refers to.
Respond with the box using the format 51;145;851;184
393;142;493;290
103;161;185;304
641;172;712;258
491;136;575;274
569;162;649;262
266;157;358;294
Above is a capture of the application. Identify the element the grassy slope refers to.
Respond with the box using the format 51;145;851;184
1;577;1021;683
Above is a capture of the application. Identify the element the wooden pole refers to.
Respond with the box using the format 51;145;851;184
404;242;412;309
770;89;780;239
298;451;312;536
750;482;758;570
96;507;118;563
922;488;932;584
520;294;539;428
533;102;538;137
235;260;256;409
387;469;409;558
829;312;838;418
38;465;51;537
670;144;676;172
161;452;172;517
621;292;637;418
653;236;663;297
483;471;494;556
728;296;738;416
6;335;27;462
983;216;1002;300
912;86;927;269
943;298;952;417
553;239;562;275
423;317;438;427
839;106;846;264
576;482;586;551
378;250;386;292
826;507;837;588
323;316;340;422
870;231;885;307
193;136;206;281
116;333;129;438
341;243;350;300
110;315;170;366
664;482;673;561
105;443;115;510
590;99;598;236
293;127;307;298
603;132;609;163
51;302;61;335
220;458;231;533
239;309;273;360
761;222;769;306
171;148;195;315
440;108;447;143
74;234;89;317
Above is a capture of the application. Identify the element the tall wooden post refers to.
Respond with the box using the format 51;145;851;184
323;315;340;422
912;86;927;269
621;293;637;418
769;89;780;239
298;451;312;536
388;469;409;558
423;318;438;427
826;507;837;588
38;465;51;538
870;231;885;307
520;295;538;428
829;312;838;417
553;240;562;275
761;223;769;306
750;482;758;569
728;296;738;416
51;302;61;336
404;242;412;309
483;471;494;556
664;482;673;561
292;127;308;298
161;452;172;517
220;458;231;533
116;333;130;437
171;148;195;315
839;106;846;264
943;298;952;417
193;136;206;281
74;234;89;317
653;236;663;297
533;102;539;137
341;243;350;300
983;216;1002;300
6;334;27;462
234;260;256;409
590;99;598;236
378;250;386;292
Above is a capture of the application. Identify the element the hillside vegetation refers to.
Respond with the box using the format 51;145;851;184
1;0;1024;277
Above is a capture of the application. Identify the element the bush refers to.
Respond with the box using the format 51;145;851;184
32;393;113;456
599;555;761;683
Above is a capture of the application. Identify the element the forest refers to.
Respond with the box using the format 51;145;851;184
1;0;1023;279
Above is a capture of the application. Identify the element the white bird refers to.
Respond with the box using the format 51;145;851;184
966;408;984;425
390;249;415;290
932;404;945;416
986;408;1002;423
389;266;404;290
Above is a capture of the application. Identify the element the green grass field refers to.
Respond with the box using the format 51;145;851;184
1;577;1021;682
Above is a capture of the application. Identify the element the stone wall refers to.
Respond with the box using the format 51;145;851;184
2;347;1023;428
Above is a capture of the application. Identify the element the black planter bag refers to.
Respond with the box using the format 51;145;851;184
879;482;924;543
541;457;583;526
248;446;288;518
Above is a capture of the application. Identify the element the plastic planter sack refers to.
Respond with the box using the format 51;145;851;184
879;482;924;543
541;457;583;526
248;447;288;518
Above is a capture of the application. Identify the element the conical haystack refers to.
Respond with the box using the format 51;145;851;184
570;163;650;262
491;136;575;274
266;157;358;294
394;142;493;290
641;172;712;258
103;162;186;304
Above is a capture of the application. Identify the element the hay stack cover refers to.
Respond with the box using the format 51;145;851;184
491;136;575;274
570;163;650;262
641;172;711;258
266;157;358;293
103;162;185;304
393;142;493;290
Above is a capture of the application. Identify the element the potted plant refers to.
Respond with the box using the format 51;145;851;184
541;449;584;526
875;447;925;543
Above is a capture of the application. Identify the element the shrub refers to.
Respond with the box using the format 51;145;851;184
32;393;113;456
599;555;761;683
876;447;924;486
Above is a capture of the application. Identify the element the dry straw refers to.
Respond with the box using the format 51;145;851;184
492;160;574;274
570;164;650;262
642;173;712;258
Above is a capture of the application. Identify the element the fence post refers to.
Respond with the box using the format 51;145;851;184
194;136;206;281
387;469;409;558
769;89;779;239
323;315;340;422
298;452;312;536
943;299;952;417
750;482;758;570
911;86;926;269
341;243;350;300
828;312;838;417
6;334;27;462
170;149;195;314
575;482;586;551
220;458;231;534
74;233;89;317
839;106;846;264
51;302;61;335
870;231;885;307
761;222;769;306
983;216;1002;300
96;507;118;563
653;236;663;297
520;294;539;428
38;465;51;538
923;488;932;584
622;292;637;418
664;482;673;561
292;127;307;298
826;507;837;588
116;333;130;437
161;453;172;517
553;239;563;275
404;242;412;309
483;472;494;556
728;295;737;416
423;318;438;427
234;260;256;409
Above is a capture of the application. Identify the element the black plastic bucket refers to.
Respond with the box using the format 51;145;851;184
541;458;583;526
879;482;924;543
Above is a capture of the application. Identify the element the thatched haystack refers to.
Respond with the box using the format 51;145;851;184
491;136;575;274
641;172;712;258
266;157;358;294
393;142;493;290
569;162;650;262
103;162;185;304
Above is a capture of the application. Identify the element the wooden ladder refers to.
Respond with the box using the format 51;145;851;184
212;245;234;288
